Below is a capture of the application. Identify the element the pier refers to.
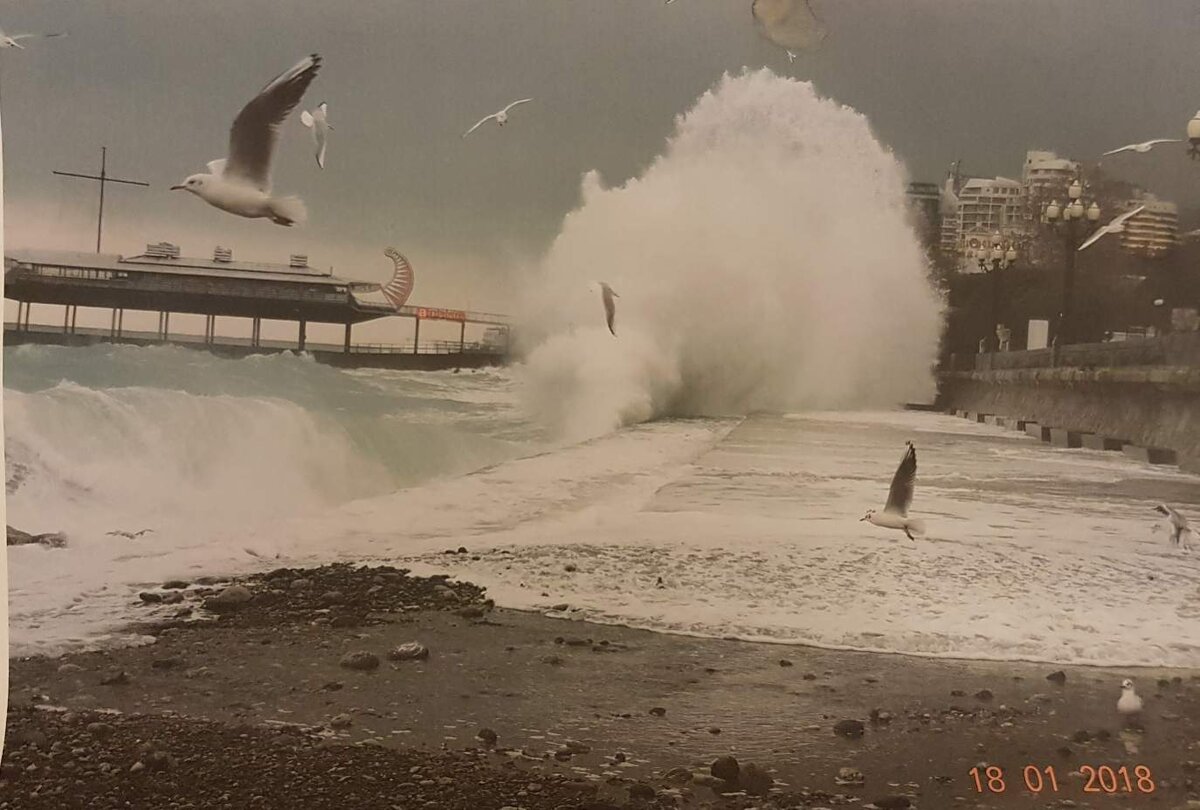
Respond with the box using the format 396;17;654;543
4;245;511;370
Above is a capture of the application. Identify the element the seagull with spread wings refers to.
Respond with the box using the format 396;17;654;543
171;54;321;226
1077;205;1145;252
861;442;926;540
1102;138;1181;157
462;98;533;138
0;26;65;49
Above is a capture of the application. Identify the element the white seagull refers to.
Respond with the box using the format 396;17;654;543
299;101;332;169
1102;138;1181;157
171;54;322;227
1077;205;1145;252
0;27;65;49
597;281;619;336
861;442;925;540
462;98;533;138
1117;678;1143;719
1155;504;1193;549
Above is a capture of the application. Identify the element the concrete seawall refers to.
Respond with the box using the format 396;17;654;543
938;366;1200;474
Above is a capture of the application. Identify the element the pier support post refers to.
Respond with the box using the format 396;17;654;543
413;317;421;355
63;305;70;334
23;302;31;331
251;317;261;348
164;312;170;341
117;309;124;338
344;322;352;353
459;321;466;354
110;308;117;338
205;315;215;344
70;305;77;335
298;319;307;351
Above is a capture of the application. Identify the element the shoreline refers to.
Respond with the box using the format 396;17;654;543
6;564;1200;809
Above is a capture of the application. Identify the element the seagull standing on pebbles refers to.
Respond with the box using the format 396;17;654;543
1155;504;1193;549
861;442;925;540
1102;139;1181;157
171;54;322;226
1077;205;1145;252
0;27;65;49
462;98;533;138
1117;678;1143;720
299;101;332;169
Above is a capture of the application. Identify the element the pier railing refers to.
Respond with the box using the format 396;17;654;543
4;322;506;357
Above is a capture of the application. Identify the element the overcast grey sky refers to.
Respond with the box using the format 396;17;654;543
3;0;1199;316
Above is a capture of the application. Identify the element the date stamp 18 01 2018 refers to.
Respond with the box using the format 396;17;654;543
970;765;1156;796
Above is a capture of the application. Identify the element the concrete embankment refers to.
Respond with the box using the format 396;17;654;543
938;365;1200;473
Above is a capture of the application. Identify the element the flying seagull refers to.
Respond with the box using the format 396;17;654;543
462;98;533;138
0;27;65;49
861;441;925;540
1102;139;1181;157
1155;504;1193;549
299;101;332;169
597;282;619;336
171;54;322;226
1117;678;1143;720
1077;205;1145;252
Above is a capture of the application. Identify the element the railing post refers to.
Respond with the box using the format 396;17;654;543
459;320;466;353
413;317;421;355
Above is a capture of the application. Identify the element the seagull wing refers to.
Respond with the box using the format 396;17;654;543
300;110;315;128
1146;138;1182;147
883;442;916;516
1077;225;1110;252
11;32;65;41
463;113;497;138
502;98;533;114
1113;205;1146;226
1102;144;1135;156
315;129;327;169
207;159;228;175
225;53;322;191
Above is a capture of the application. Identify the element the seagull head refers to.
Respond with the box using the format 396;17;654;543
1155;504;1170;516
170;174;208;195
1121;678;1135;691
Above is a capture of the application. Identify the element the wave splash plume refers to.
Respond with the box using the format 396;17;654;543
517;70;943;440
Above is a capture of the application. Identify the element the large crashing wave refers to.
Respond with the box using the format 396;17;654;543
516;70;943;440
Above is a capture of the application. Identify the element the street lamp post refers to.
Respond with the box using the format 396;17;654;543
977;232;1018;351
1041;179;1101;345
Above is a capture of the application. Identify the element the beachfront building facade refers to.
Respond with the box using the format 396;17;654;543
1119;194;1179;258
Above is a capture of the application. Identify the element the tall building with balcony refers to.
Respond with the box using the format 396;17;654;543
954;177;1024;270
1022;150;1079;220
1119;194;1179;258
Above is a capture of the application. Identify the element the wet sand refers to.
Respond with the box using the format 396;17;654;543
5;565;1200;809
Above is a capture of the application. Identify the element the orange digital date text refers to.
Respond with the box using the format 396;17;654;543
969;764;1156;795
